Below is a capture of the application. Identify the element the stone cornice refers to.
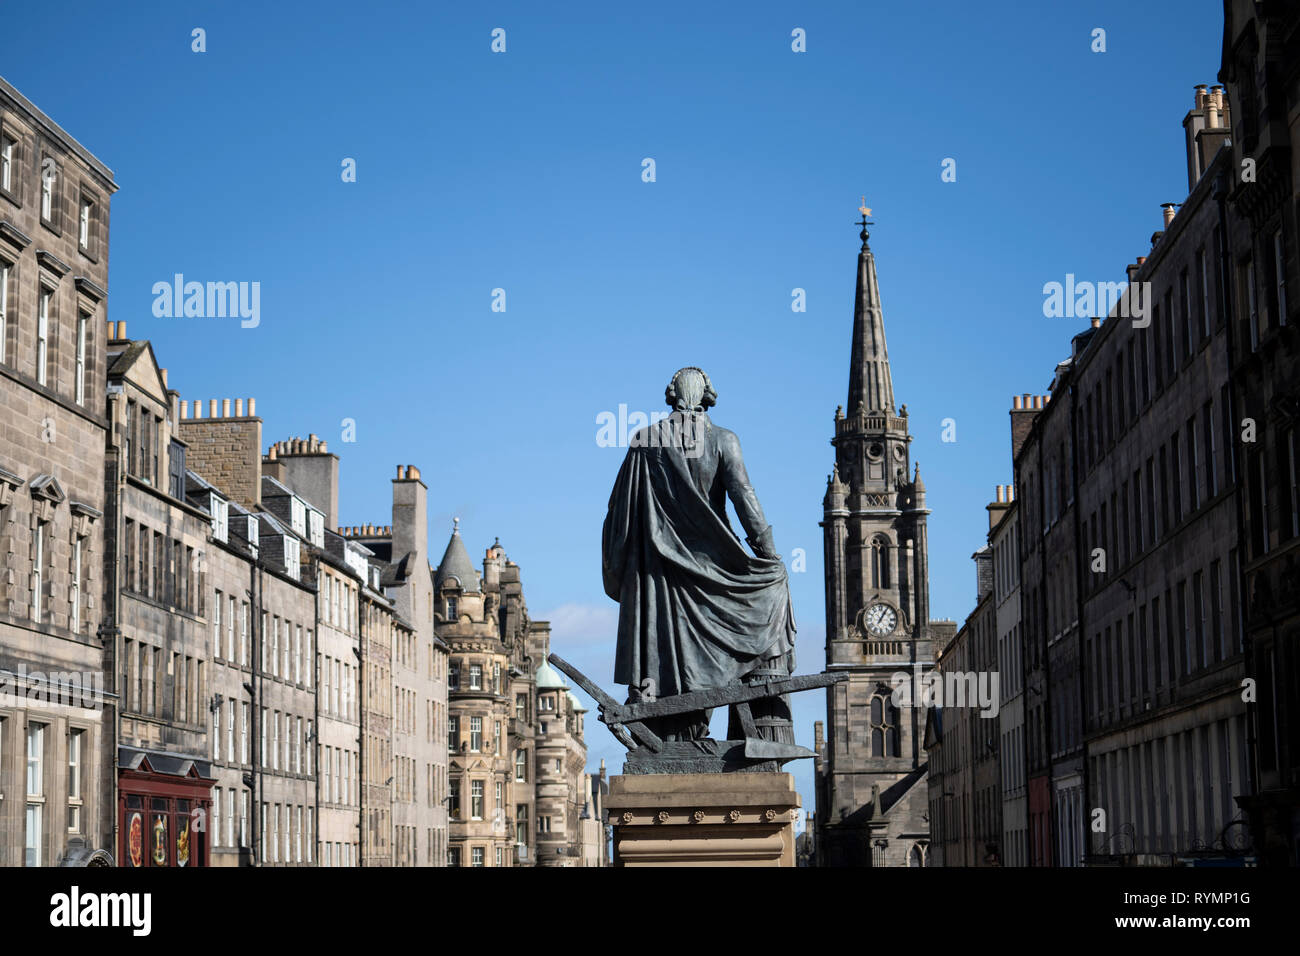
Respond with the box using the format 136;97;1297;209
36;249;71;277
74;275;107;302
0;220;32;252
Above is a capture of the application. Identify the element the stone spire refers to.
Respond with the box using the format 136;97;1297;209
846;203;895;416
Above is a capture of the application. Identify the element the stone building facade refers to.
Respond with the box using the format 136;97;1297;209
177;396;318;867
926;545;999;868
435;527;595;865
106;333;218;867
344;464;450;867
812;220;949;867
991;488;1026;866
438;527;525;867
1219;0;1300;867
983;74;1256;868
533;660;589;866
0;76;116;866
1073;110;1248;866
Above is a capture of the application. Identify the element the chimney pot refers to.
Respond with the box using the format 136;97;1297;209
222;398;231;417
408;465;420;480
1162;203;1178;227
235;398;244;416
248;398;256;416
397;466;406;479
319;441;327;452
209;399;218;418
180;400;189;418
118;321;127;339
1091;317;1101;328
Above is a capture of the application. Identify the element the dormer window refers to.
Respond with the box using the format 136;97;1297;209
246;516;259;552
290;497;306;536
308;510;323;548
210;494;228;543
445;597;458;620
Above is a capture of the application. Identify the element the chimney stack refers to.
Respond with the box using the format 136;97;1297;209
1010;394;1039;460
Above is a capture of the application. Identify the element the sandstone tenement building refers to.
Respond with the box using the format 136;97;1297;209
0;77;116;867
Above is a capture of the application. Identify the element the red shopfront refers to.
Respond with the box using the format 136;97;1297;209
118;748;215;868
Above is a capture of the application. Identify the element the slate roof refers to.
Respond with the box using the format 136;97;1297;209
435;528;480;592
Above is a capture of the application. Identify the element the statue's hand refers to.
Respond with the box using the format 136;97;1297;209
748;527;779;561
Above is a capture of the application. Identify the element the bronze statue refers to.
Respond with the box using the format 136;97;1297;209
602;366;796;745
547;368;842;773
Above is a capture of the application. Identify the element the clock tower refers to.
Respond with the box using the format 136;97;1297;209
813;209;942;867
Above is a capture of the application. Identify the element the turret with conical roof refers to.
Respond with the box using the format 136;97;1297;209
435;517;481;593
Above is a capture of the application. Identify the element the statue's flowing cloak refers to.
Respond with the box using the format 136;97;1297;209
602;418;796;698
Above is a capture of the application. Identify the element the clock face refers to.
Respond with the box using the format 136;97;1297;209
864;603;897;637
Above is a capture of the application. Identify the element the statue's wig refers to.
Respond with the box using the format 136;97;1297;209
665;367;717;411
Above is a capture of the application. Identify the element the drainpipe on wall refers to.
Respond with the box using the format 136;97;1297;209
249;551;262;866
101;389;124;864
357;584;365;866
311;556;319;868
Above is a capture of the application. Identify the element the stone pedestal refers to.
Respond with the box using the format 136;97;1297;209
606;772;800;866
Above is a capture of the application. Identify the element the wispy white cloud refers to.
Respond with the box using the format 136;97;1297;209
538;602;618;647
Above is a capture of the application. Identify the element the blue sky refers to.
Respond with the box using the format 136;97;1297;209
3;0;1225;822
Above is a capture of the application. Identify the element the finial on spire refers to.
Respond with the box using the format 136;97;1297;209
453;516;460;534
857;196;873;248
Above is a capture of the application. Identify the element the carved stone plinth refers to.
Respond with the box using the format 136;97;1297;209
606;772;800;867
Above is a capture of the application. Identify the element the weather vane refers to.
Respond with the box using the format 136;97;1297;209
857;196;874;245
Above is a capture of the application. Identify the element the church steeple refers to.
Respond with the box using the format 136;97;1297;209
846;202;895;416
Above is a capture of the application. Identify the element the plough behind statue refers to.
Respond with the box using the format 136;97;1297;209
548;653;846;774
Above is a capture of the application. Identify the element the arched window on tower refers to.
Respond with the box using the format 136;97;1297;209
870;537;891;589
868;688;900;757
